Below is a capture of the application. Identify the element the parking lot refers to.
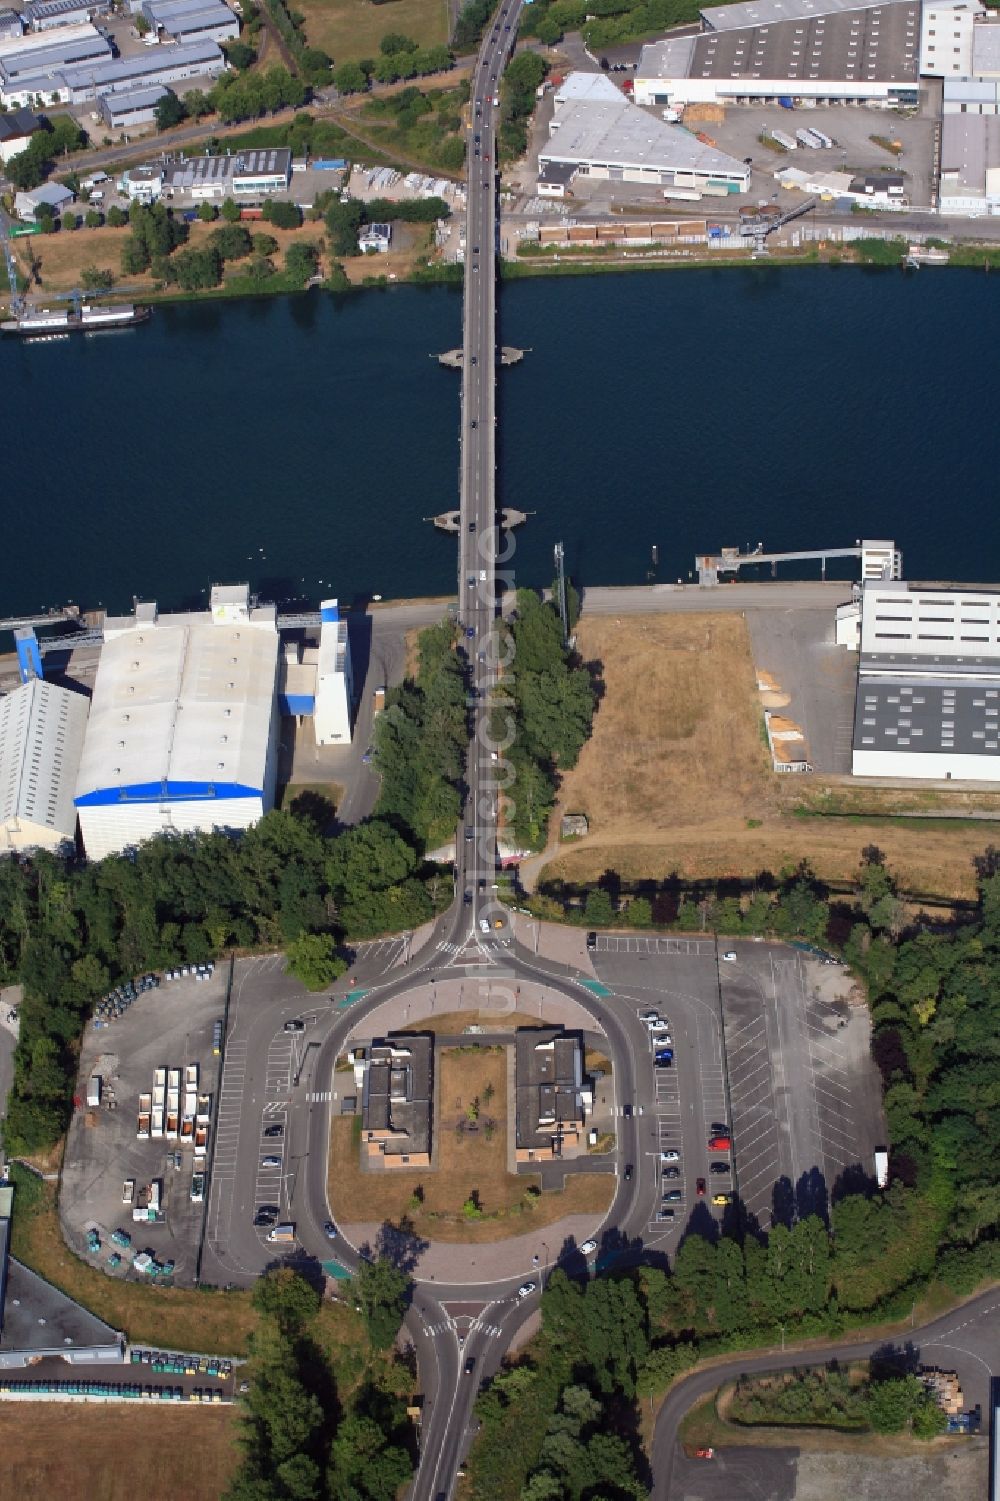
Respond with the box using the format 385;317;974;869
720;944;884;1230
745;607;858;775
61;967;228;1288
590;937;883;1243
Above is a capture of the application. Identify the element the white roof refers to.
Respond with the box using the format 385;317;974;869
0;19;97;58
542;83;748;179
860;579;1000;658
553;71;623;103
18;180;73;207
0;678;88;845
972;18;1000;74
941;112;1000;193
76;599;279;805
701;0;909;28
637;38;697;79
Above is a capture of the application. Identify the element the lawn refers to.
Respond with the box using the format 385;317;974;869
544;613;1000;902
328;1046;613;1242
0;1404;240;1501
296;0;450;65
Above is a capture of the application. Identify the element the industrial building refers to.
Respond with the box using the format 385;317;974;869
23;0;96;29
635;0;920;108
919;0;984;77
357;1035;433;1168
843;581;1000;782
0;104;42;161
0;10;24;40
141;0;238;45
121;145;291;202
313;601;353;744
938;112;1000;213
538;70;750;197
515;1029;592;1162
98;81;168;128
14;178;73;218
1;33;224;107
0;19;109;103
74;583;280;861
0;662;89;854
943;75;1000;113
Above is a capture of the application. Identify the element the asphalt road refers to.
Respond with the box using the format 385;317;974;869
650;1285;1000;1499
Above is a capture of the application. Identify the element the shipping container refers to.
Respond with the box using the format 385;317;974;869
86;1075;101;1108
796;128;821;148
239;206;263;219
313;158;348;170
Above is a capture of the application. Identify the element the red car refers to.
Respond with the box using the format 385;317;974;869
694;1447;714;1460
696;1177;706;1196
708;1136;731;1151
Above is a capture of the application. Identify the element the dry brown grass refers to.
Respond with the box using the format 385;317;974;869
0;1402;239;1500
13;220;332;299
328;1047;613;1242
396;1010;554;1035
547;614;999;901
295;0;448;63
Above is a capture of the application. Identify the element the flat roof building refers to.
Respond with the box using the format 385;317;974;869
142;0;239;43
121;145;291;200
98;81;168;127
314;599;353;745
0;7;23;38
700;0;899;28
636;0;920;108
23;0;96;30
515;1028;590;1162
938;112;1000;214
0;677;89;854
360;1034;433;1168
850;581;1000;782
74;583;280;861
920;0;983;77
5;36;225;107
539;70;750;195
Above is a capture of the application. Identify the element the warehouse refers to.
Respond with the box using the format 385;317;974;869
938;113;1000;213
13;178;73;217
120;145;291;200
5;37;225;107
700;0;899;29
919;0;983;77
538;70;750;195
0;105;42;161
23;0;96;30
0;675;89;854
98;81;167;127
635;0;920;109
849;581;1000;782
0;19;109;101
74;583;280;861
0;10;24;40
142;0;239;44
943;76;1000;113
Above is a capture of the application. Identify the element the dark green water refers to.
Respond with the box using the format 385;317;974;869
3;266;999;619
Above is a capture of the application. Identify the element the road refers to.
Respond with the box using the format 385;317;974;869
650;1284;1000;1499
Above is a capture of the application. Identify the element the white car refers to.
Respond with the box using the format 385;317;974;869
479;918;490;933
651;1032;672;1047
722;951;737;962
579;1239;597;1256
660;1150;680;1162
517;1282;536;1299
639;1010;659;1023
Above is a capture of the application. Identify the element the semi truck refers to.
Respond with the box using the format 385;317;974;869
874;1148;889;1189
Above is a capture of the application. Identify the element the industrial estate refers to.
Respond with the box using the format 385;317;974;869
2;0;1000;1498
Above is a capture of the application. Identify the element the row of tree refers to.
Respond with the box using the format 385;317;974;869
730;1365;946;1438
496;590;596;850
226;1264;414;1501
497;52;547;163
323;193;450;257
332;35;455;95
6;114;84;192
518;0;703;50
0;805;446;1154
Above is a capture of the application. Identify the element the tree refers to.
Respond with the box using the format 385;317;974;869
584;887;614;927
263;199;303;229
380;31;418;53
165;246;222;290
355;1256;410;1349
61;211;76;231
80;262;114;290
106;204;128;228
252;232;278;257
284;240;319;286
209;223;252;260
221;196;242;223
251;1266;321;1336
284;932;345;991
84;208;101;229
197;201;218;222
225;40;256;70
333;60;367;93
326;821;417;903
324;197;364;255
154;91;187;130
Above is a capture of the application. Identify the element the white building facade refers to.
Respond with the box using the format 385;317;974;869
0;677;89;854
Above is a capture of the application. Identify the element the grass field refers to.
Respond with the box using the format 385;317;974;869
0;1404;240;1501
296;0;449;64
545;614;1000;902
328;1047;613;1242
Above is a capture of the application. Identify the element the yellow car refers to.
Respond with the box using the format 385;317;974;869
712;1193;732;1207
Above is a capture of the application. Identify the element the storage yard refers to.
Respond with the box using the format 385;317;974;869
60;965;226;1288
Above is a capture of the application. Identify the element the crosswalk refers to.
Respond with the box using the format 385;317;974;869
306;1090;332;1103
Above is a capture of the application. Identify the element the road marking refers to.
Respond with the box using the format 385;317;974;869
307;1091;332;1103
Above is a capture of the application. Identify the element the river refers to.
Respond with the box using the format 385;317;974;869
4;265;999;620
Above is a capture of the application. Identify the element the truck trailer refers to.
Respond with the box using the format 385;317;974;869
874;1148;889;1189
86;1075;101;1108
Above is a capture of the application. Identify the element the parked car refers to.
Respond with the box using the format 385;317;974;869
660;1150;680;1162
663;1166;680;1179
722;951;737;962
710;1122;730;1135
710;1161;731;1174
712;1193;733;1206
283;1019;305;1033
263;1124;283;1138
662;1190;682;1203
261;1155;282;1169
708;1136;732;1150
579;1238;597;1255
696;1177;706;1196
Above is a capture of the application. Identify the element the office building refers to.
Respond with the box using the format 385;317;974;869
359;1035;433;1168
515;1029;592;1162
